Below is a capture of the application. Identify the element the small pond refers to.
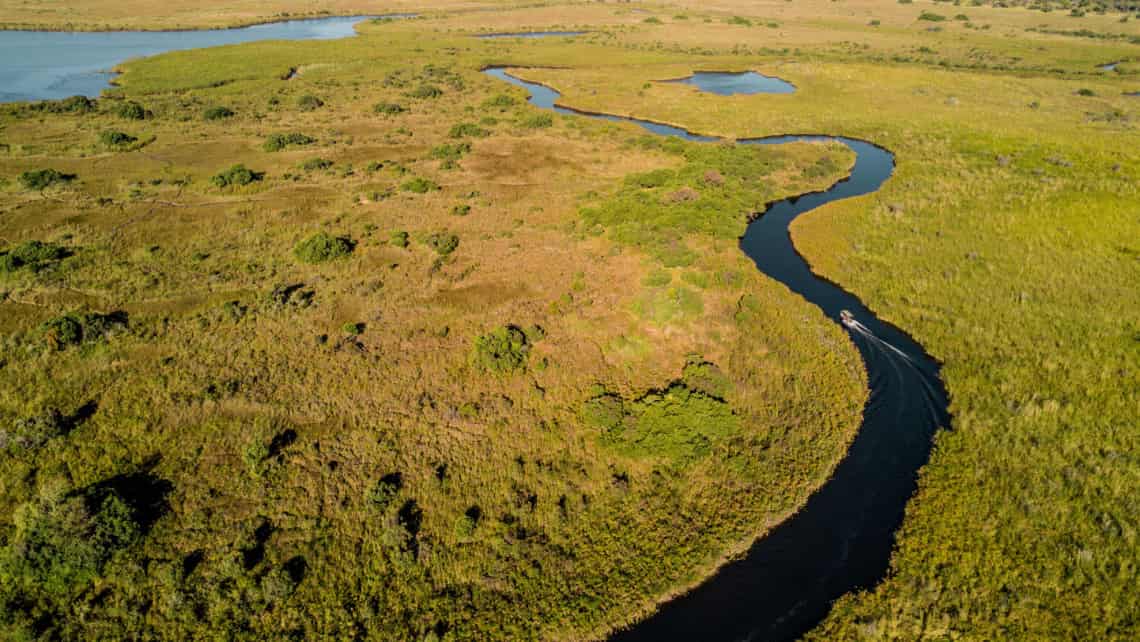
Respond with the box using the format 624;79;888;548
662;70;795;95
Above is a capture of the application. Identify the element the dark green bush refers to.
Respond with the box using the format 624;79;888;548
263;132;315;152
470;325;530;374
28;95;96;115
449;122;489;138
4;240;68;272
296;95;324;111
40;311;128;350
390;230;410;248
293;232;355;264
373;102;406;115
919;11;947;20
409;84;443;99
99;130;137;148
203;105;235;120
115;101;148;120
451;204;471;217
425;232;459;256
1076;88;1096;96
18;168;74;191
299;157;334;171
211;164;263;188
367;473;403;510
342;322;365;335
681;358;732;399
402;177;441;193
581;392;626;431
1;489;141;598
429;142;471;161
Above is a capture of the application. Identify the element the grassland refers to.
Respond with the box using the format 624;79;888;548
1;0;1138;639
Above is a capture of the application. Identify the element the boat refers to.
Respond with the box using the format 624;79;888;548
840;309;856;328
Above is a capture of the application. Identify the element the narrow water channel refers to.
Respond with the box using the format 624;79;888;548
484;66;950;641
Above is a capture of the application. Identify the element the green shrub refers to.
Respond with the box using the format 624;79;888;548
293;232;356;264
40;311;128;350
681;358;732;399
299;157;334;171
26;95;96;115
409;84;443;99
390;230;410;248
451;204;471;217
454;507;480;538
1;240;69;273
367;473;402;510
1;489;141;599
402;177;440;193
18;168;74;191
727;16;752;26
3;408;67;452
470;325;530;374
643;16;662;24
919;11;947;21
203;105;234;120
115;101;148;120
482;94;517;110
521;113;554;129
449;122;489;138
263;132;315;152
581;392;626;431
296;94;324;111
342;322;364;335
1076;88;1096;96
430;142;471;161
99;130;137;149
373;102;406;115
211;164;263;188
425;232;459;256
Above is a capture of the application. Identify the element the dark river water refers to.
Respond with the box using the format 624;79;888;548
484;66;949;641
0;16;415;102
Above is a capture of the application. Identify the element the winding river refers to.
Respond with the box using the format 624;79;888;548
484;67;950;641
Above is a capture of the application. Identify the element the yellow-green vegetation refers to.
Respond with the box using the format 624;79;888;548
1;0;1137;639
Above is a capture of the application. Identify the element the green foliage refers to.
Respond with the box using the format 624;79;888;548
451;204;471;217
342;322;364;335
203;105;234;120
373;101;406;115
99;130;137;149
1;490;140;601
263;132;315;152
681;358;731;399
449;122;489;138
367;473;402;510
293;232;355;264
23;95;95;115
39;311;127;350
430;142;471;162
299;157;333;171
919;11;947;20
0;240;69;273
1;408;66;452
1076;88;1096;96
470;325;530;374
296;94;324;111
482;93;517;110
727;16;753;26
425;232;459;256
409;84;443;99
18;168;74;191
389;230;410;248
115;101;148;120
210;164;262;188
586;362;738;464
402;177;441;193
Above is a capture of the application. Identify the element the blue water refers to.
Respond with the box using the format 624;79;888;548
0;15;413;102
485;66;949;641
476;31;585;39
664;70;795;95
